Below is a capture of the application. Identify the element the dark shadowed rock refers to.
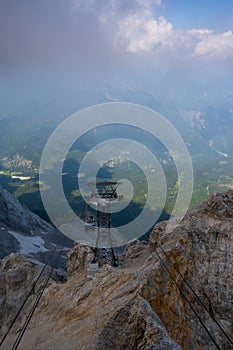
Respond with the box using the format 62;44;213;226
0;185;50;233
0;185;73;267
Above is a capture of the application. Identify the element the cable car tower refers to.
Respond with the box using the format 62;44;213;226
85;181;122;266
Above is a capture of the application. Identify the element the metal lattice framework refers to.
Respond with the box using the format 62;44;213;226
85;181;122;266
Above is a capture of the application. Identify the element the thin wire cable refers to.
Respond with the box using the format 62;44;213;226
0;245;59;348
127;204;221;349
154;248;221;350
159;245;233;346
11;247;63;350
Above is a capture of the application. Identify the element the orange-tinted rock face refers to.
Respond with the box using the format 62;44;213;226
146;190;233;349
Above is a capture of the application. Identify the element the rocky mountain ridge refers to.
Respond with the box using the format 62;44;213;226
0;190;233;349
0;185;73;266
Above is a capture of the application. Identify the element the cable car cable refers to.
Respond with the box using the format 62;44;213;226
127;204;221;349
11;246;63;350
159;245;233;346
0;244;59;347
154;248;221;350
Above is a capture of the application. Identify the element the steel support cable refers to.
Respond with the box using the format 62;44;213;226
154;248;221;350
11;246;63;350
159;245;233;346
0;244;59;348
126;205;221;349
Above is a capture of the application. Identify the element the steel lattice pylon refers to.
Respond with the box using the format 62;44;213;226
85;182;122;266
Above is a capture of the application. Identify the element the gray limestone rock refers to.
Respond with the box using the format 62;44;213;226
95;296;182;350
66;241;94;278
1;190;233;350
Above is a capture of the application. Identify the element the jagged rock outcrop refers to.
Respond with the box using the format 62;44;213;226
121;238;148;261
0;253;66;340
0;229;19;259
1;190;233;349
0;185;73;267
148;190;233;349
95;296;181;350
66;241;94;278
0;185;51;234
203;190;233;218
0;254;51;331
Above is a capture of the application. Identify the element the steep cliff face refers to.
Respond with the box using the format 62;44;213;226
0;252;67;345
0;254;51;331
0;185;51;234
148;190;233;349
0;190;233;349
0;185;73;266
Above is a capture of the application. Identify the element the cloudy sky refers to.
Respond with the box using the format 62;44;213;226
1;0;233;115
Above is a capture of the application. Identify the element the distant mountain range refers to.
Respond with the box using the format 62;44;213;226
1;84;233;227
1;83;233;168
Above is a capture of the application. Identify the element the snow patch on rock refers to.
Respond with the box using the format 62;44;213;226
8;231;48;254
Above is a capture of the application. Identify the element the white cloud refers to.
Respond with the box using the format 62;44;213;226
136;0;162;8
73;0;233;62
187;28;214;39
193;30;233;59
116;15;173;53
73;0;161;15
